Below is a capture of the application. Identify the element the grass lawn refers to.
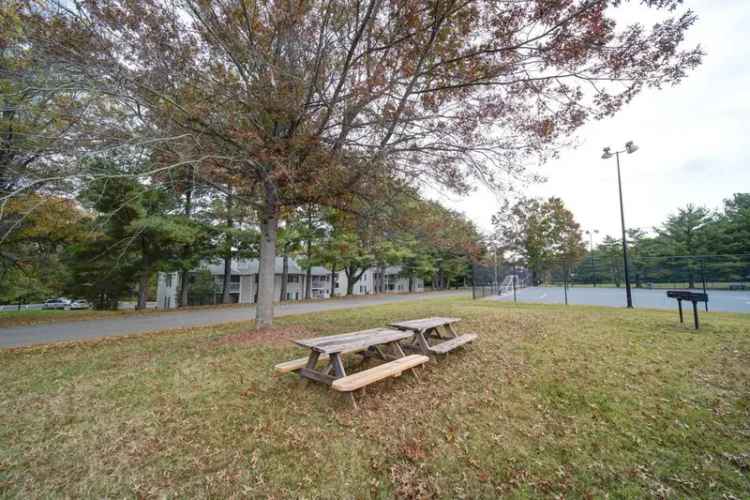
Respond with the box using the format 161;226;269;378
0;309;126;328
0;291;446;329
1;298;749;498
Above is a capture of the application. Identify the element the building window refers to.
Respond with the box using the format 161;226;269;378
288;274;300;283
165;274;172;288
231;275;240;283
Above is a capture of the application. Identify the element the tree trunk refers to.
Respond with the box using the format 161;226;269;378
137;271;149;310
304;208;313;300
178;170;193;307
346;268;355;295
256;191;278;328
305;267;312;299
409;276;414;292
222;188;234;304
280;253;288;301
221;252;232;304
330;266;336;297
179;270;190;306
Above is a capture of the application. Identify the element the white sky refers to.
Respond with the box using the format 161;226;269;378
433;0;750;246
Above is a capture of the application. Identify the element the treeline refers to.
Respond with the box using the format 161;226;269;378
492;195;750;287
0;157;482;308
576;196;750;287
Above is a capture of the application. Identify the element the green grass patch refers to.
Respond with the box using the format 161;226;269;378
1;298;748;498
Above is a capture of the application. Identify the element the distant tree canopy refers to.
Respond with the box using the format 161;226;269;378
492;196;585;283
571;194;750;288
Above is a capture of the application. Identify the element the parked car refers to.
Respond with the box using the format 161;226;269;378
69;300;90;310
43;298;71;310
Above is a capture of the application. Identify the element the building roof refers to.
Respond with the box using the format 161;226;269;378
199;257;331;276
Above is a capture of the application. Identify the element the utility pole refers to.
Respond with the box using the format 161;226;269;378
602;142;639;309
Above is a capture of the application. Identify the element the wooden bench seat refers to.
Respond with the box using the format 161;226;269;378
428;333;477;354
331;354;429;392
275;348;366;374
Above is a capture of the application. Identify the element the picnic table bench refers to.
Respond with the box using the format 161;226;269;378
389;317;477;356
276;328;428;408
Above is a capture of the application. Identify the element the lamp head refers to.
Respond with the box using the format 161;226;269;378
601;147;613;159
625;141;639;154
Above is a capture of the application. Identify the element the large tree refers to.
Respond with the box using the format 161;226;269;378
493;197;585;283
78;165;200;309
14;0;702;326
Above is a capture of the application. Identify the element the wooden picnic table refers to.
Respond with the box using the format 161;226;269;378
389;317;476;355
293;327;415;384
291;327;426;408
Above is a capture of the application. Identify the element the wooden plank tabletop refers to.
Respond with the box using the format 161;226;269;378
388;317;462;331
293;328;414;355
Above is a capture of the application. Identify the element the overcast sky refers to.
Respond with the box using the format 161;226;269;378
434;0;750;246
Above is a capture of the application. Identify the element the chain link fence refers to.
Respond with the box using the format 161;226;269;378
472;254;750;302
551;254;750;291
471;263;531;299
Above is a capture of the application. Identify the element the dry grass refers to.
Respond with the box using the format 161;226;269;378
1;297;749;498
0;303;248;328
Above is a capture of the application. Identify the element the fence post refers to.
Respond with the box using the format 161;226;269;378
471;262;477;300
700;258;708;311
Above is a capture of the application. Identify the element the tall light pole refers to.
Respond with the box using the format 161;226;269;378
602;141;638;309
585;229;599;287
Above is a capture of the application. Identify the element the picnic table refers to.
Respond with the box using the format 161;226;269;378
388;317;477;356
279;327;428;408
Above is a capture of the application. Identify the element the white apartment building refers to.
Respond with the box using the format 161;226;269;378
156;259;424;309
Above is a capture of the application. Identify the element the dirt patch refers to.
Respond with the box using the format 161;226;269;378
213;325;313;347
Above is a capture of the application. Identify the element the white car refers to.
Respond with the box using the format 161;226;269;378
69;300;90;310
43;298;71;310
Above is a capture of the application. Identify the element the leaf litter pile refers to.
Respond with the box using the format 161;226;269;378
0;297;748;498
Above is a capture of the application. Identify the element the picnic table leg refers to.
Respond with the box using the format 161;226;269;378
677;299;684;323
330;353;357;409
445;323;459;339
692;301;700;330
373;345;388;361
427;327;442;340
415;329;432;356
391;342;420;381
305;351;321;370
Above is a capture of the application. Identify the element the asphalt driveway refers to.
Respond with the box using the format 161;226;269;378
0;290;469;348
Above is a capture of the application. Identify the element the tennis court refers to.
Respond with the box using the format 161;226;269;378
490;286;750;313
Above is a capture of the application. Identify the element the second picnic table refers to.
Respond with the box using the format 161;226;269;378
388;316;477;355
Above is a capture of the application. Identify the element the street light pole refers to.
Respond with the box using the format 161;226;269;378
602;141;638;309
615;152;633;308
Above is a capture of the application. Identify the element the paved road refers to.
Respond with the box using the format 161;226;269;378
490;286;750;313
0;290;469;348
